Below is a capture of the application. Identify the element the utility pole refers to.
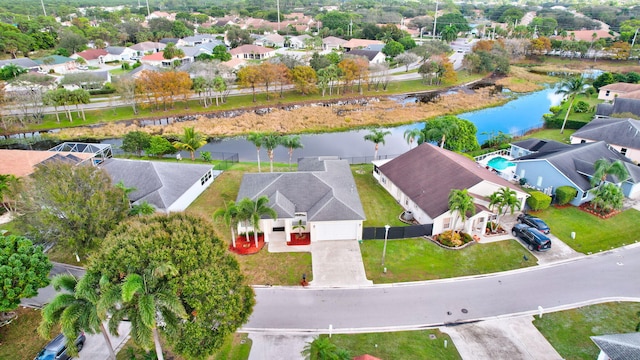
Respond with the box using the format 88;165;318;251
630;28;639;60
432;0;438;40
145;0;151;18
276;0;281;32
40;0;46;16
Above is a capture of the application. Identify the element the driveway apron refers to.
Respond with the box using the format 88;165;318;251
248;334;314;360
309;240;372;287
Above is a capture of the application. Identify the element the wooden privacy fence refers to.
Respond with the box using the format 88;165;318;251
362;224;433;240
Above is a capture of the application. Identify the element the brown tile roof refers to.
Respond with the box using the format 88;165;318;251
378;143;522;218
554;29;615;42
342;39;384;49
0;150;94;177
230;44;275;55
75;49;108;60
600;82;640;93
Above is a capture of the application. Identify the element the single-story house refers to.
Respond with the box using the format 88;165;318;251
229;44;276;60
591;332;640;360
104;46;137;62
71;49;108;66
596;96;640;119
124;64;160;79
159;38;181;45
571;117;640;164
597;83;640;102
287;34;312;49
345;49;386;64
220;58;247;74
100;158;220;213
342;39;384;52
0;58;40;71
255;34;285;48
374;143;528;236
364;43;385;52
0;150;95;177
33;55;77;74
509;138;571;159
140;51;190;68
129;42;166;57
236;157;366;243
61;70;111;90
181;34;223;46
513;140;640;204
322;36;347;51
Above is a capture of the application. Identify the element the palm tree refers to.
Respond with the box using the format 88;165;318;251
39;273;118;360
493;187;521;229
213;200;240;248
172;127;207;161
301;336;350;360
247;132;265;172
129;201;155;216
364;129;391;160
592;183;624;212
238;196;277;248
590;158;630;189
403;128;422;149
555;76;587;134
487;192;501;232
115;180;136;208
120;265;188;360
422;119;459;149
280;135;303;171
262;133;281;173
447;189;476;233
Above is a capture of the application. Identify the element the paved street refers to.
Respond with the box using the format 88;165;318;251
21;262;85;308
243;244;640;332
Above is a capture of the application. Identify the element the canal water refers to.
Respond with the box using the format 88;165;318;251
105;86;563;162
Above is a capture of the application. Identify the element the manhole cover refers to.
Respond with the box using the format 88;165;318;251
461;308;468;314
447;311;452;315
240;340;246;344
429;334;437;340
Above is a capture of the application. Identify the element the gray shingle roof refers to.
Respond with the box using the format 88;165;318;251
106;46;126;55
572;117;640;150
591;332;640;360
236;157;365;221
100;159;215;212
605;97;640;117
515;141;638;191
346;49;381;61
596;103;614;116
0;58;39;69
511;138;571;155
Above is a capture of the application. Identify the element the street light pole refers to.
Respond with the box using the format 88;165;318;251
381;224;391;267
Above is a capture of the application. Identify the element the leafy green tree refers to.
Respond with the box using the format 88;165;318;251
591;159;630;189
0;234;52;316
172;127;207;161
441;25;458;43
290;65;317;95
39;273;118;359
129;202;155;217
555;76;587;134
145;135;177;158
280;135;303;171
309;52;331;71
163;42;185;60
58;30;87;53
17;162;128;254
0;64;27;81
592;72;615;90
364;129;391;160
211;44;231;61
238;196;278;247
319;11;351;32
213;200;240;248
86;213;254;359
121;131;151;156
420;116;479;152
382;40;404;57
0;174;20;214
262;133;282;173
447;189;476;232
247;132;265;173
395;52;419;72
398;36;416;50
171;20;193;38
436;13;469;33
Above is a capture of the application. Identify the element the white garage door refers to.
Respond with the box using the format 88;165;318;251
312;221;359;241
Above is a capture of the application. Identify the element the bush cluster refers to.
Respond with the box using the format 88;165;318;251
527;190;552;211
437;230;473;247
555;186;578;205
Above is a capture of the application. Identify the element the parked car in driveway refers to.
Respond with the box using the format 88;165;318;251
512;223;552;252
35;332;86;360
517;213;550;234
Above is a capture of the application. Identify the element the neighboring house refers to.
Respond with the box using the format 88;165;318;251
287;34;312;49
146;11;175;21
552;29;616;42
596;96;640;119
104;46;137;62
140;51;190;67
181;34;222;46
364;43;385;52
129;41;166;57
374;143;528;236
236;157;366;242
220;58;247;74
597;83;640;102
0;58;40;71
591;332;640;360
0;150;95;177
255;34;285;48
229;44;276;60
100;158;219;213
177;46;210;61
509;138;571;159
124;64;160;79
513;141;640;204
322;36;347;51
159;38;181;45
71;49;108;66
345;49;386;64
342;39;384;52
61;70;111;90
571;117;640;163
34;55;77;74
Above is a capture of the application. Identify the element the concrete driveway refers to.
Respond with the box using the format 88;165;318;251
248;334;314;360
528;232;584;265
78;321;131;360
309;240;372;288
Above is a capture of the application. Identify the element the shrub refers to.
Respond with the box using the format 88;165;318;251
549;105;562;114
544;116;588;129
555;186;577;205
572;100;590;113
437;230;473;247
527;190;551;211
519;178;527;186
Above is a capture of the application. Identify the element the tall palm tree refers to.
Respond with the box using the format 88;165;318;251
262;133;281;173
555;76;587;134
39;273;119;360
487;192;501;232
213;200;240;248
120;265;187;360
238;196;277;248
301;336;350;360
493;187;521;228
280;135;303;171
403;128;422;149
447;189;476;232
115;181;136;209
364;129;391;160
172;127;207;161
247;132;265;172
590;158;630;189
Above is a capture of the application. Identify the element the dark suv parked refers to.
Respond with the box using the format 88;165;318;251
35;333;86;360
517;213;550;234
512;223;552;252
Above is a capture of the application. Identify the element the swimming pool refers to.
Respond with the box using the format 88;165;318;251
487;156;515;171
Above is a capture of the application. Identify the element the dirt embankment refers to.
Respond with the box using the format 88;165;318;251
57;87;508;139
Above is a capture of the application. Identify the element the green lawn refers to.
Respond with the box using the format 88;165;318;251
533;207;640;254
324;329;461;360
553;94;600;123
534;302;640;360
520;128;575;143
116;333;251;360
352;164;406;227
0;307;52;360
361;238;537;283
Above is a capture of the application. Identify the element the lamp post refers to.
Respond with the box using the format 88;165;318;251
381;224;391;267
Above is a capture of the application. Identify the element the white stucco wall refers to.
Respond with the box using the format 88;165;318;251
166;169;215;212
311;220;362;241
468;182;527;211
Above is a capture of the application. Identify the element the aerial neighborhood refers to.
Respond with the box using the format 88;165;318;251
2;0;640;359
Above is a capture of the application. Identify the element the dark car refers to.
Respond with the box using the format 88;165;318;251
512;223;552;251
35;333;86;360
517;213;550;234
